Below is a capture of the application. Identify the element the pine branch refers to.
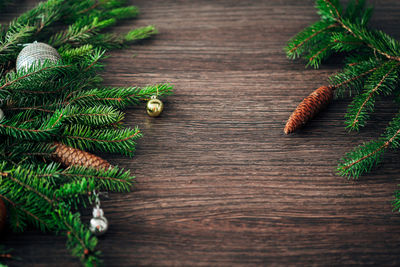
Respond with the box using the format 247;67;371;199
286;21;338;60
330;57;383;98
63;105;124;126
66;84;173;108
0;0;172;265
345;61;400;131
318;0;400;62
0;111;63;141
61;166;134;192
338;112;400;178
61;125;141;156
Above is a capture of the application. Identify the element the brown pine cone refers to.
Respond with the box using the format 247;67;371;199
284;86;334;134
53;142;111;170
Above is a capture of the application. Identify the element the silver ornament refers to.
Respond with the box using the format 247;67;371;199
89;207;108;236
89;212;108;236
0;108;4;121
16;42;61;71
89;192;109;236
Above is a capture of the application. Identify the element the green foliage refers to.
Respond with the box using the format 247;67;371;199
286;0;374;69
0;0;172;266
61;125;141;156
329;56;383;98
286;0;400;213
344;61;400;131
337;139;386;178
338;112;400;178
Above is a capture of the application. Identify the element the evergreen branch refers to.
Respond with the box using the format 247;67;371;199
60;125;141;156
0;63;72;91
332;61;380;90
49;17;116;47
393;189;400;212
61;166;133;192
84;25;158;49
337;139;387;178
288;23;337;55
345;61;399;131
285;21;338;61
62;210;101;267
319;0;400;62
4;170;54;205
307;42;334;68
317;0;342;21
0;25;35;65
66;84;173;108
0;0;173;265
0;111;63;141
63;105;124;126
1;162;101;265
0;193;52;232
338;113;400;178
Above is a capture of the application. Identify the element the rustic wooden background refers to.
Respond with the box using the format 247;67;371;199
2;0;400;266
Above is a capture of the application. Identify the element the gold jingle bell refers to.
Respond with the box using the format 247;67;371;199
146;96;164;117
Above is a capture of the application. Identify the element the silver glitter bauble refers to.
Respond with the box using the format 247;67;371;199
0;109;4;121
89;207;108;236
16;42;61;71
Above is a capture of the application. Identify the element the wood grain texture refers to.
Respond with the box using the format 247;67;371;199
2;0;400;266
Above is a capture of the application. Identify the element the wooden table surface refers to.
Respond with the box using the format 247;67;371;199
3;0;400;266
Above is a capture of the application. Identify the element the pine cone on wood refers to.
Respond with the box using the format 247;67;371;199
53;142;111;170
284;86;334;134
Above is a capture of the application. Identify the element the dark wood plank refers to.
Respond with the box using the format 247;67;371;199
2;0;400;266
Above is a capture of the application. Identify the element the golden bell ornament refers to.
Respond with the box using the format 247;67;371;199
146;96;164;117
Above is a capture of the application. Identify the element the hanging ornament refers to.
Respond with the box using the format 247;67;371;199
0;108;4;121
89;191;108;236
146;95;164;117
16;41;61;71
0;197;7;233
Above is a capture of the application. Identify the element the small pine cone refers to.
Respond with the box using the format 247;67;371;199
53;142;111;170
284;86;334;134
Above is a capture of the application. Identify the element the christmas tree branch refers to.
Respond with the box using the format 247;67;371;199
338;112;400;178
319;0;400;61
0;0;172;265
345;61;400;131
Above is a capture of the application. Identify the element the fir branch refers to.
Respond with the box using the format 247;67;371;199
318;0;400;62
330;57;383;98
60;125;141;156
285;21;338;63
0;111;64;141
0;0;172;265
0;62;72;91
63;105;124;126
345;61;400;131
61;165;134;192
66;84;173;108
338;113;400;178
87;25;158;49
393;189;400;212
0;193;52;232
307;41;334;68
49;17;116;47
